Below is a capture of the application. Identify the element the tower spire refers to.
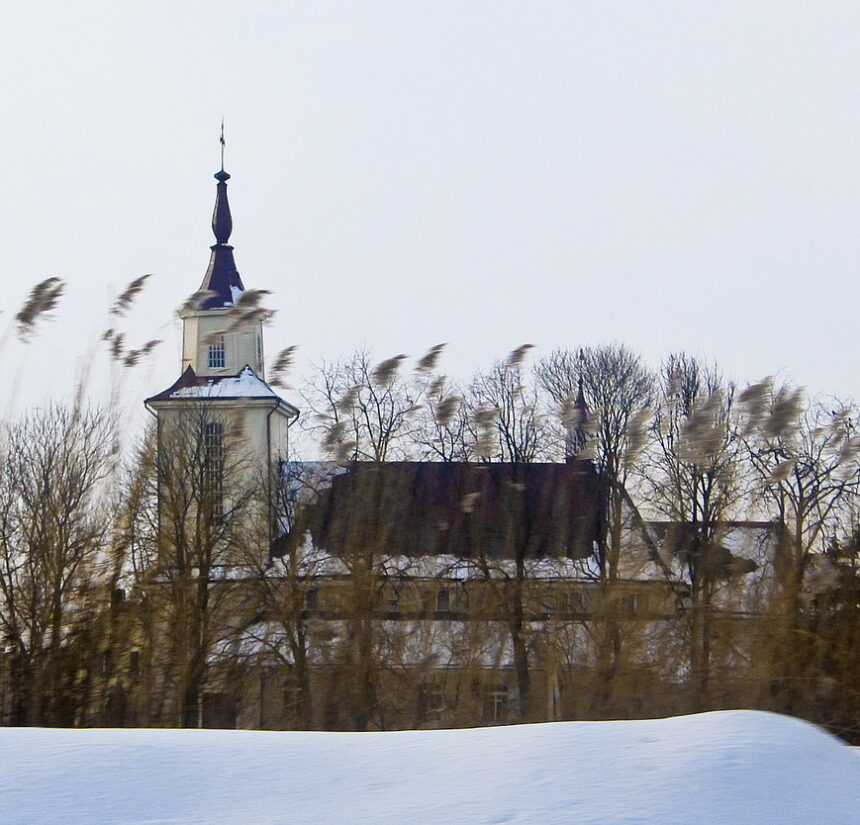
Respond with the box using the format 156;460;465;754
571;351;589;457
212;121;232;245
196;126;245;309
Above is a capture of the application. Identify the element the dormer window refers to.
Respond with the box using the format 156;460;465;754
208;336;226;369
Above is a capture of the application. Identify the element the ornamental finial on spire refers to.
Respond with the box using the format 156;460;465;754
219;118;226;172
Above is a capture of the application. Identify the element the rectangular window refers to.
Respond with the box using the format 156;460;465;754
436;587;450;613
566;591;585;615
283;678;303;722
622;593;640;616
566;588;593;616
483;683;509;723
418;682;444;720
208;336;226;369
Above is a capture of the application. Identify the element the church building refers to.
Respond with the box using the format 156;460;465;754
134;155;765;733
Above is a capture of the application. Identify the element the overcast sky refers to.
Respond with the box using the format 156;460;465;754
4;1;860;424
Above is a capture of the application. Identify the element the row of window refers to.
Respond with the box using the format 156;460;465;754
302;587;647;615
281;680;511;725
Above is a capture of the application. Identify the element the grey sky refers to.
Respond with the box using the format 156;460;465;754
4;1;860;421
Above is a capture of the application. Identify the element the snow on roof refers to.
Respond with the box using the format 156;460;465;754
170;366;275;399
266;544;622;582
3;711;858;824
147;365;282;403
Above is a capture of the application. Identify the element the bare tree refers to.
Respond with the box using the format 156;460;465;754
467;347;554;464
536;345;653;712
638;354;747;707
301;348;420;462
0;405;113;725
413;375;473;463
739;382;860;713
537;344;653;576
455;348;557;720
741;383;859;599
235;461;336;729
299;349;425;728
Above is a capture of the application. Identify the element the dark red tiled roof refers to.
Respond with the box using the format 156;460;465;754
290;460;603;561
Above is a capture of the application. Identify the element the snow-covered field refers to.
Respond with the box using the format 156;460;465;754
1;711;857;825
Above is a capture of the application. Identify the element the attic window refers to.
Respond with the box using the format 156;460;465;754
208;336;226;369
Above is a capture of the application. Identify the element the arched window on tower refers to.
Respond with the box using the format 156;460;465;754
202;420;225;521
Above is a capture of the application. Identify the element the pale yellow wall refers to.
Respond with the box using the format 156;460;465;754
153;400;294;556
155;302;294;559
269;409;291;467
155;401;289;484
180;309;265;378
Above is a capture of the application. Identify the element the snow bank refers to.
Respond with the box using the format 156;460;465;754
1;711;857;825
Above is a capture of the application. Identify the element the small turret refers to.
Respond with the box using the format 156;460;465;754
572;374;589;455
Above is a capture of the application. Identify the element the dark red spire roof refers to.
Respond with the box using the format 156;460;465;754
197;168;246;310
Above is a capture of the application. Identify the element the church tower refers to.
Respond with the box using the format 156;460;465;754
178;165;266;378
145;155;298;553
